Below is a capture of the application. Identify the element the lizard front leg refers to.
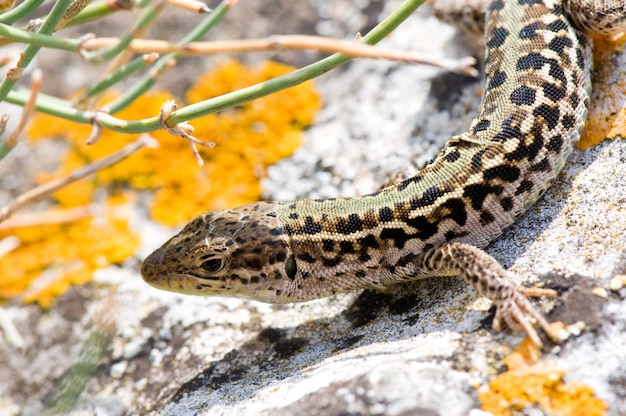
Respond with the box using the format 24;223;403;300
414;242;560;346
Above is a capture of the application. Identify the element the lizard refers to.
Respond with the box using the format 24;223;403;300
141;0;626;347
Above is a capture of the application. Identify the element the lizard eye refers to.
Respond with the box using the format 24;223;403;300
201;258;224;273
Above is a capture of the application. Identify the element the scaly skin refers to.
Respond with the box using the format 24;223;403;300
142;0;626;347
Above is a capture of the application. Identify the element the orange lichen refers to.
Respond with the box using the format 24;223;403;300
29;60;320;225
29;89;179;202
153;59;321;225
0;195;139;308
11;59;320;306
479;337;608;416
578;33;626;150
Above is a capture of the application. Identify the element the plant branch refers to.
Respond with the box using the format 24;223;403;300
0;68;41;159
0;135;157;222
0;0;46;25
75;34;477;75
0;0;73;97
3;0;428;134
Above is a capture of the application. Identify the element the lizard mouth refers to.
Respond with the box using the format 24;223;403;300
140;249;174;290
141;249;228;295
141;245;162;271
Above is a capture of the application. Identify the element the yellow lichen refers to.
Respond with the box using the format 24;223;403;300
153;59;322;224
29;60;320;224
0;195;139;309
578;33;626;150
479;337;608;416
8;59;320;306
29;89;180;199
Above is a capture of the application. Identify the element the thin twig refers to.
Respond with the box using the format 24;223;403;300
159;100;214;165
5;0;428;133
0;135;158;223
166;0;212;13
55;0;91;31
80;34;478;76
0;114;8;136
0;206;92;230
4;68;41;148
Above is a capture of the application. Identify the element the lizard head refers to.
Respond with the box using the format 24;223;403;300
141;201;296;302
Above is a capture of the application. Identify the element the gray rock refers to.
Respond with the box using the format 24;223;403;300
1;1;625;415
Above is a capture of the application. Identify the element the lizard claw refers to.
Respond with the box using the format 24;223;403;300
492;287;560;347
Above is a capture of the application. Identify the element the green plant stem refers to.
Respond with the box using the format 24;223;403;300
0;0;73;101
104;0;234;114
82;3;163;63
0;0;45;24
80;54;157;101
65;0;132;27
4;0;424;135
135;0;151;8
0;22;80;50
169;0;428;126
0;0;74;159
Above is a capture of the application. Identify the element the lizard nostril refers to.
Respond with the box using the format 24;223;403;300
141;262;157;281
141;249;165;282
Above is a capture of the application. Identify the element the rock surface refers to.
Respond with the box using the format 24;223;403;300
1;1;625;415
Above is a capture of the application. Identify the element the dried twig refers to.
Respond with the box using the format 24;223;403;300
0;206;92;230
159;100;214;165
4;68;42;149
80;34;478;76
166;0;212;13
0;135;157;223
0;114;8;136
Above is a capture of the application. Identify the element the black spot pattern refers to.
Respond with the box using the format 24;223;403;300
410;186;444;209
379;206;394;222
547;18;568;33
270;227;284;236
543;82;566;102
444;149;461;162
487;27;510;49
561;114;575;129
405;216;440;239
380;228;414;249
464;184;505;210
483;165;521;182
493;117;524;142
500;197;514;212
519;23;538;39
533;104;560;129
162;1;592;308
488;71;507;90
336;214;364;234
546;135;564;152
322;239;335;252
322;257;342;268
514;180;534;195
471;149;487;169
530;158;551;172
339;241;356;255
479;211;496;225
303;216;323;234
489;0;504;11
359;234;380;250
473;120;490;133
437;198;468;226
298;253;316;263
510;85;536;105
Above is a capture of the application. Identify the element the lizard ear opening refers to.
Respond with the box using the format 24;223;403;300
284;254;297;279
